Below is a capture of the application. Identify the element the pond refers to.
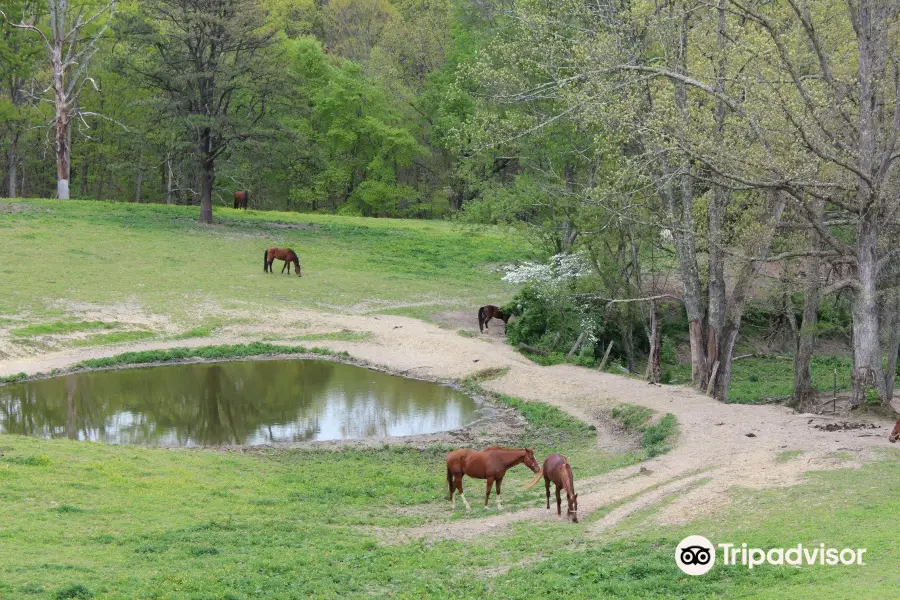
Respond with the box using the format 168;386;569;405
0;360;486;446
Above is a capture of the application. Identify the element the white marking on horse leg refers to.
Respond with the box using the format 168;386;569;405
496;494;503;510
460;493;470;511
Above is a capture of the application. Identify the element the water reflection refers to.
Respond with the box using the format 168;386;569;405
0;360;483;446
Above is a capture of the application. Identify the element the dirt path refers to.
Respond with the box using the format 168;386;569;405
1;307;895;542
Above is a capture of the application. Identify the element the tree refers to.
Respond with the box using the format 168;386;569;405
615;0;900;406
0;0;43;198
125;0;279;223
1;0;116;199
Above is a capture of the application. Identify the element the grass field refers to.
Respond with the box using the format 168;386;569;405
0;200;533;330
0;431;896;598
1;200;899;598
668;355;854;404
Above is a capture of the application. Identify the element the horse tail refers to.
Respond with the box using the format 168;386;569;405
524;468;544;490
478;306;485;332
446;466;453;498
263;248;268;271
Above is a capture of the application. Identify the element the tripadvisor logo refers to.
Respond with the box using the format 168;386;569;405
676;535;716;576
675;536;868;575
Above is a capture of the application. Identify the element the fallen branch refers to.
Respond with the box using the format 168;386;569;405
518;343;546;356
566;332;587;361
733;352;792;361
598;341;614;370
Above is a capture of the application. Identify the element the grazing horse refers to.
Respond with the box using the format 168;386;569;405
527;453;578;522
478;305;511;334
890;419;900;443
234;190;249;209
446;446;540;510
264;247;302;276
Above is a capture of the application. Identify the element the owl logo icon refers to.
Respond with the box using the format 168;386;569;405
676;536;716;575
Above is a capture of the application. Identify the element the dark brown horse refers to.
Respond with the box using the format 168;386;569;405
890;419;900;443
446;446;539;510
234;190;249;209
527;453;578;522
264;247;301;276
478;305;511;333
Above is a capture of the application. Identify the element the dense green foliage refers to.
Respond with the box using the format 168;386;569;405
0;0;504;218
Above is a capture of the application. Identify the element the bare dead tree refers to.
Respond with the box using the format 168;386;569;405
2;0;116;199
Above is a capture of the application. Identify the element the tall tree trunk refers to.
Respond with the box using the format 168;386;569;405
706;0;729;380
670;4;707;390
7;129;17;198
713;192;787;401
6;70;25;199
200;163;214;223
97;165;105;200
165;155;173;205
850;220;885;407
135;143;143;202
791;266;822;410
199;129;214;223
881;288;900;402
79;162;88;197
55;106;70;199
647;299;661;384
620;307;636;372
790;202;824;410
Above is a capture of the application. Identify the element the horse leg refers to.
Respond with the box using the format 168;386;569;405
494;477;504;509
545;476;551;511
281;261;288;274
555;485;562;517
484;477;494;509
455;475;470;511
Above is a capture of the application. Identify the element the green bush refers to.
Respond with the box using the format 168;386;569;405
660;335;677;365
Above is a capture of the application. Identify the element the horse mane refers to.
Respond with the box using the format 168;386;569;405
561;461;575;497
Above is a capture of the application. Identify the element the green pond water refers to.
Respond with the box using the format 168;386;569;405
0;360;485;446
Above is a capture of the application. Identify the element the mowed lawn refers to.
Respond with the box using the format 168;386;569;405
0;200;533;326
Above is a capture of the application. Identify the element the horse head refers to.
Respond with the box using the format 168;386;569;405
889;419;900;443
523;448;540;473
567;492;578;523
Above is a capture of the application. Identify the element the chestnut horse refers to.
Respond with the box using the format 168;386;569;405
264;247;302;276
890;419;900;443
478;305;510;333
527;453;578;522
446;446;539;510
234;190;249;209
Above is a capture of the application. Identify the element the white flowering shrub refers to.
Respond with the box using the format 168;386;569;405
502;253;604;361
501;253;589;287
